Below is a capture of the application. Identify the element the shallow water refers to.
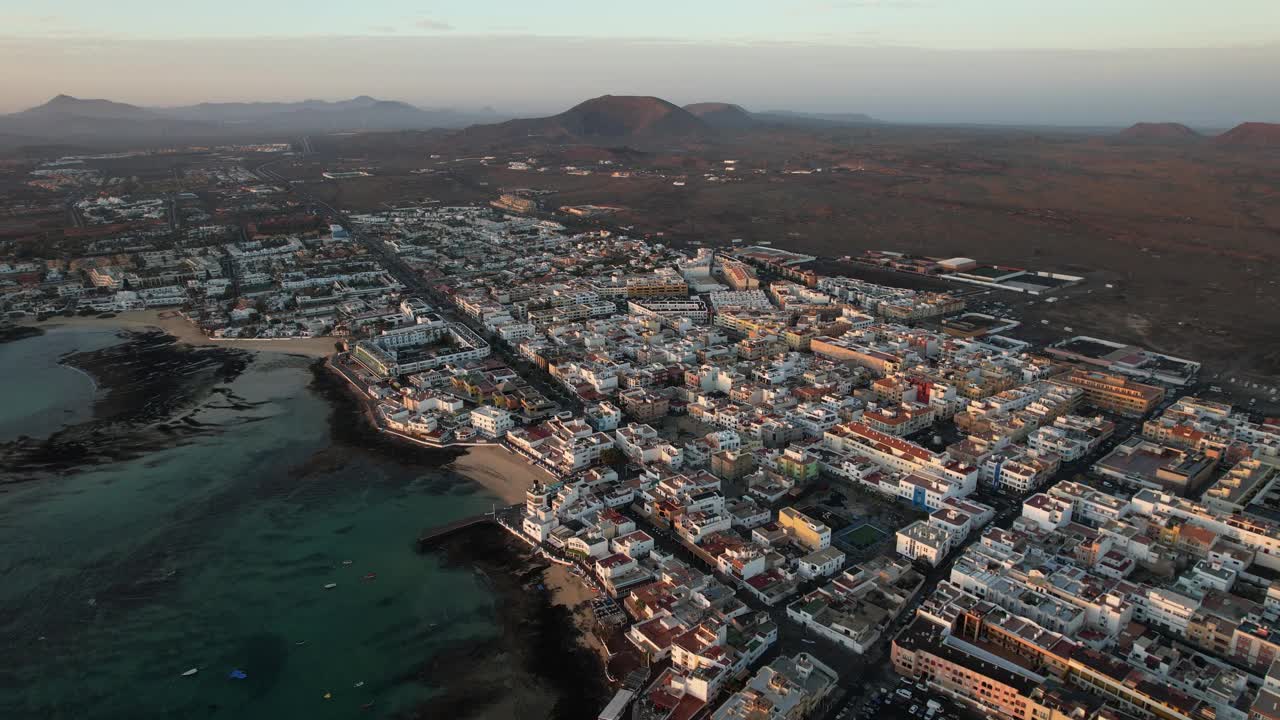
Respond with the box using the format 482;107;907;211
0;329;503;719
0;325;121;443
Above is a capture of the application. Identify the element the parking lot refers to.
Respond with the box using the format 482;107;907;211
827;674;970;720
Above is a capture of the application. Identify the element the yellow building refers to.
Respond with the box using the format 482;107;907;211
1051;369;1165;417
809;338;904;377
778;507;831;551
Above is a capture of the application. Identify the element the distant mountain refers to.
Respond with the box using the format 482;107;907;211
1214;122;1280;148
23;94;155;120
161;96;495;131
683;102;755;129
1113;122;1201;143
0;95;218;142
0;94;503;146
685;103;886;130
458;95;710;145
754;110;883;127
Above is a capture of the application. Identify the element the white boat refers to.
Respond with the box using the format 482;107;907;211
181;668;199;677
324;583;338;590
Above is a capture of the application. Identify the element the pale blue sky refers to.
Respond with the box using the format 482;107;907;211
2;1;1278;123
7;0;1279;48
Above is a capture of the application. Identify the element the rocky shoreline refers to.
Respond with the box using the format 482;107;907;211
311;361;613;719
415;523;611;720
0;324;44;345
306;361;468;467
1;327;612;719
0;329;253;482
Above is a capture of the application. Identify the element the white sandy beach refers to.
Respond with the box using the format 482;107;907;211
22;310;339;358
448;444;557;505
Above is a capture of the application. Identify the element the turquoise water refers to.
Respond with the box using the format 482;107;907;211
0;326;121;443
0;330;501;719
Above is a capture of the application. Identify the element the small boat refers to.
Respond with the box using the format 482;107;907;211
363;572;377;581
294;640;308;646
228;669;248;680
323;692;332;700
181;668;199;677
341;560;353;566
353;681;365;688
324;583;338;590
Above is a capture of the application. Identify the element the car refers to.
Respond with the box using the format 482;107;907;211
909;705;920;715
896;689;913;700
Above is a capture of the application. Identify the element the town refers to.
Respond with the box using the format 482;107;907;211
4;160;1280;720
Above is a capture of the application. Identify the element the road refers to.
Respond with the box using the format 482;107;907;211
252;156;579;413
612;485;995;720
167;192;179;234
243;154;1159;720
65;191;85;229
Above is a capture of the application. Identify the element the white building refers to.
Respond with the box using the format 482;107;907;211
797;547;847;579
896;521;953;566
612;530;655;559
470;406;514;439
585;401;624;432
1021;493;1073;532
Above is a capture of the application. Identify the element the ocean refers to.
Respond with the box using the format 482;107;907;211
0;326;510;719
0;325;120;443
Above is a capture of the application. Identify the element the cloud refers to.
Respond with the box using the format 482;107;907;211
414;19;454;32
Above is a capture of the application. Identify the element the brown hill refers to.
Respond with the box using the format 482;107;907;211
1215;122;1280;148
683;102;755;129
458;95;710;146
1114;122;1200;142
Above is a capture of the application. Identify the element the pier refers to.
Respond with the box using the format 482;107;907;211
416;504;521;549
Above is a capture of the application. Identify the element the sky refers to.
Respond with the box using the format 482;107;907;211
2;0;1278;125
